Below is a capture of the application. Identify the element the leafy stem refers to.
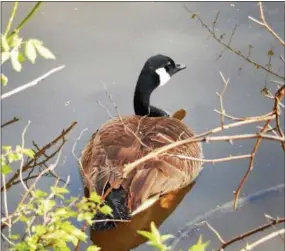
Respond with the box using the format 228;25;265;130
4;1;19;37
8;2;43;39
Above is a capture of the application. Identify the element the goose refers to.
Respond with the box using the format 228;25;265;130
80;54;203;231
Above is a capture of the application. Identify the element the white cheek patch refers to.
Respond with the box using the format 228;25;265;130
155;67;170;87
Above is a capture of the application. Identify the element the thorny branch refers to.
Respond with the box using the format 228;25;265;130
183;4;285;81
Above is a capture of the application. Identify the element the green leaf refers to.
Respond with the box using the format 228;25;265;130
1;164;12;175
33;40;55;60
7;152;21;162
1;52;10;64
32;225;47;235
51;186;69;195
9;234;20;240
192;13;197;19
22;148;35;159
33;189;48;198
89;191;102;204
1;35;10;51
8;34;22;48
188;235;209;251
99;205;113;216
1;74;8;86
10;48;22;72
268;49;274;56
2;145;12;151
18;51;26;63
25;40;37;63
87;245;101;251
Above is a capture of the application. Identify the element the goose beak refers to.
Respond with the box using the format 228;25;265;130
173;63;186;74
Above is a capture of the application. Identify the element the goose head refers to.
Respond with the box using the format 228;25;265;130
134;54;186;117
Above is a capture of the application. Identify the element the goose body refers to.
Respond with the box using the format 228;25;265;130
80;55;203;231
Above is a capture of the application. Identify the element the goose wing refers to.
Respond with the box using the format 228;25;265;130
81;116;202;213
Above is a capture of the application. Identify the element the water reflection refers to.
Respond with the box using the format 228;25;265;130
90;181;196;251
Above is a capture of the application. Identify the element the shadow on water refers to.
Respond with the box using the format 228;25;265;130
90;182;196;251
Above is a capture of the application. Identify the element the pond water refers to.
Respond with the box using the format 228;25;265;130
2;2;284;251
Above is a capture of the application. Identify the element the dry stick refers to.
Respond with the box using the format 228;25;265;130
218;217;285;250
183;4;285;81
1;65;65;100
123;114;277;177
248;2;285;46
217;71;230;128
233;119;271;209
1;117;20;128
1;121;77;192
199;221;225;244
165;153;251;163
240;228;285;251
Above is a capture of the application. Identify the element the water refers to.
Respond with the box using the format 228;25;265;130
1;2;284;251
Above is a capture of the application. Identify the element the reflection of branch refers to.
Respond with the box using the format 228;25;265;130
1;65;65;100
240;228;285;251
1;121;77;192
218;217;285;250
1;117;20;128
248;2;285;46
183;4;285;80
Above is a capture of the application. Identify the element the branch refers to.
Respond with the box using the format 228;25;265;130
1;117;20;128
219;217;285;250
183;5;285;80
248;2;285;46
4;2;19;37
123;114;277;177
1;65;65;100
8;2;42;38
1;121;77;192
240;228;285;251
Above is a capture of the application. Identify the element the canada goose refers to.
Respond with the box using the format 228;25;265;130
81;54;203;231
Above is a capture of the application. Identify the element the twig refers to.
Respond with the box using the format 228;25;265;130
123;114;276;177
183;4;285;80
1;175;10;231
4;1;19;37
219;217;285;250
8;2;42;38
248;2;285;46
1;150;62;226
1;117;20;128
165;153;251;163
240;228;285;251
233;119;271;209
1;65;65;100
217;72;230;128
19;121;31;192
1;121;77;192
199;221;225;244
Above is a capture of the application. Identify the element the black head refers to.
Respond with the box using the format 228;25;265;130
134;54;186;117
140;54;186;88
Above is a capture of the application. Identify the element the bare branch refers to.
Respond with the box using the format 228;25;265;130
1;117;20;128
219;217;285;250
248;2;285;46
239;228;285;251
1;65;65;100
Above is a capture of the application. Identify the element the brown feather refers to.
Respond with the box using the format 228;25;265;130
80;115;203;214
